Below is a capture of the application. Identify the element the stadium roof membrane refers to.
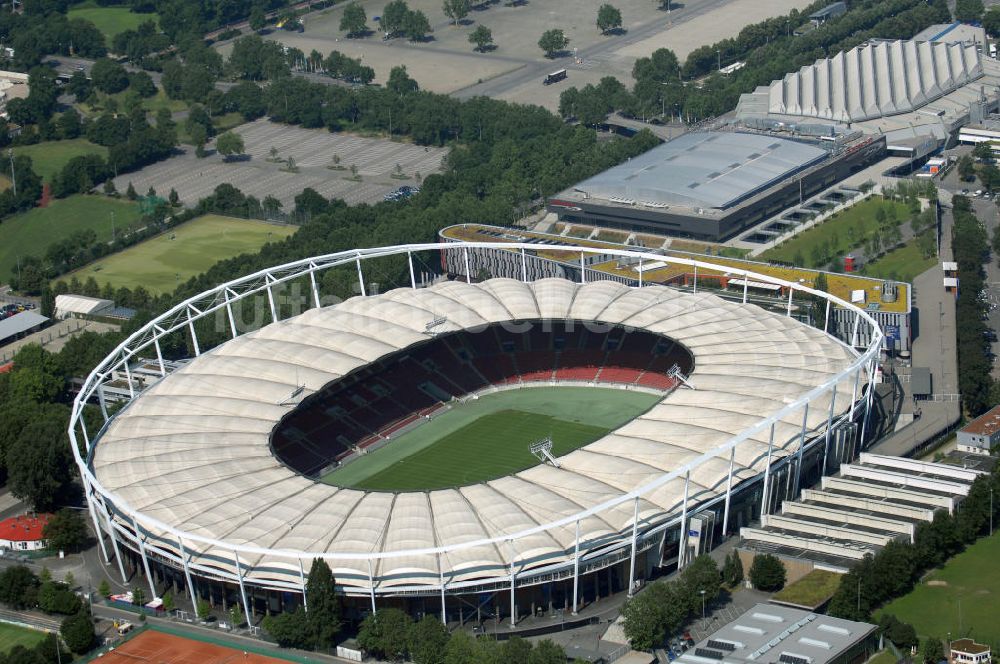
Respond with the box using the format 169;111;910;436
93;278;856;588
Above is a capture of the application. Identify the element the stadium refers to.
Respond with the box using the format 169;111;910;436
69;243;881;626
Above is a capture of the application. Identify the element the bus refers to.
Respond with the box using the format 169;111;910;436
543;69;567;85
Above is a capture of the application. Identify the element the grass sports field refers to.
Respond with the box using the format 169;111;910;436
323;386;661;491
0;195;141;284
0;623;48;655
63;214;297;294
879;531;1000;641
68;1;158;40
14;139;108;183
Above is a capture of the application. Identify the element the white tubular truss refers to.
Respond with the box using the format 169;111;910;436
69;243;882;595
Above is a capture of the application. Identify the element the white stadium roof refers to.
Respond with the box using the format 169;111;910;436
92;278;857;589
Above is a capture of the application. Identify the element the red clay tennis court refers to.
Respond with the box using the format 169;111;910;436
98;629;294;664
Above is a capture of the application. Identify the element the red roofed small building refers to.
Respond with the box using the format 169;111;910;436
0;513;52;551
0;361;13;374
958;405;1000;455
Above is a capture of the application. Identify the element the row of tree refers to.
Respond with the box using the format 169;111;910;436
949;196;996;416
0;565;96;655
559;0;949;124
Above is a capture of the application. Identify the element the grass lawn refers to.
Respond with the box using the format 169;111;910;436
861;236;937;283
0;623;48;655
0;195;141;284
324;387;661;491
759;198;911;268
771;569;842;609
68;1;158;40
868;651;898;664
14;139;108;183
62;214;297;294
878;531;1000;642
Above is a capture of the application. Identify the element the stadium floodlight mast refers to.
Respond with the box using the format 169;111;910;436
68;242;882;621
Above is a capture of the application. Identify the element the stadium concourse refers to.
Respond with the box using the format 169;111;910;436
80;261;876;626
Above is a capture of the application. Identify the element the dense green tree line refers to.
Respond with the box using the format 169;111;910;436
355;609;570;664
950;196;995;416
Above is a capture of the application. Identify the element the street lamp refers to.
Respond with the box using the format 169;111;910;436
700;589;706;619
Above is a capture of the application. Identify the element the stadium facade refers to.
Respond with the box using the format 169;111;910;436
546;131;886;242
71;244;881;625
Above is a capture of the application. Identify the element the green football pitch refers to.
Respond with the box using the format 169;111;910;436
0;623;48;655
322;386;661;491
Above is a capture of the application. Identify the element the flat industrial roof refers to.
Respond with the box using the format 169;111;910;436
0;311;48;343
676;603;876;664
567;132;827;211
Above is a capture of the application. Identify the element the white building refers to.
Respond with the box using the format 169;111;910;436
54;294;113;319
0;514;51;552
957;405;1000;454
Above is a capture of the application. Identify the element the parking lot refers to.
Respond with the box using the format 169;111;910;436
226;0;814;111
111;119;447;208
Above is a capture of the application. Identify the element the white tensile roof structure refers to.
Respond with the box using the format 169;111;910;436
763;39;983;123
54;294;113;318
92;278;857;590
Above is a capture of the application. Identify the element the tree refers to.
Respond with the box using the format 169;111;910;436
6;407;74;511
382;0;410;36
43;508;88;553
0;566;38;609
126;182;137;200
985;7;1000;37
90;58;130;94
974;142;994;162
748;554;786;592
169;188;180;206
216;131;246;160
722;550;744;587
357;607;413;660
469;25;494;52
196;598;211;620
530;640;568;664
263;195;282;215
596;4;622;34
61;610;95;654
341;3;368;36
305;558;341;648
229;602;245;628
955;0;984;22
57;109;82;140
922;637;945;664
621;579;689;650
387;65;419;94
680;554;721;608
132;587;146;607
162;592;174;613
263;608;313;648
249;6;267;32
97;580;110;598
403;10;432;40
958;154;976;182
443;0;470;25
67;70;91;102
408;615;449;664
129;71;157;98
538;29;569;57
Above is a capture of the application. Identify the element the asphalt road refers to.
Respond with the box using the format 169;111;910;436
450;0;749;100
